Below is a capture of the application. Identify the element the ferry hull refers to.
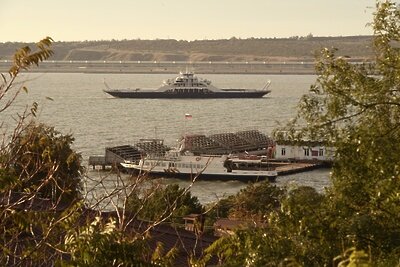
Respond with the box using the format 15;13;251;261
104;90;270;99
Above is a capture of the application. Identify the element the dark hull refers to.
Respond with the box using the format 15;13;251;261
104;90;270;99
126;169;277;183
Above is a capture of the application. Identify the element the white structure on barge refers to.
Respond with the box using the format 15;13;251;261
274;142;335;162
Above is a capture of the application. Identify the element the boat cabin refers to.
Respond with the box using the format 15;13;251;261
158;71;222;94
274;142;335;162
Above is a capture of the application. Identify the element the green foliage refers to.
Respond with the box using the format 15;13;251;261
201;185;319;266
202;226;303;266
0;201;82;265
203;182;285;234
202;186;343;266
203;2;400;266
0;39;84;265
228;181;285;221
126;183;203;223
0;38;182;266
294;1;400;258
56;212;179;267
271;0;400;264
335;248;371;267
0;37;60;266
4;123;83;204
208;196;235;219
60;216;171;267
0;167;18;190
276;187;339;265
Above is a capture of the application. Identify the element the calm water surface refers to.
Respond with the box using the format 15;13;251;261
4;73;331;203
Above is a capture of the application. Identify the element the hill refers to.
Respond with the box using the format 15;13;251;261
0;36;374;63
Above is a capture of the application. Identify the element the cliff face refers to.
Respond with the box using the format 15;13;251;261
0;36;374;62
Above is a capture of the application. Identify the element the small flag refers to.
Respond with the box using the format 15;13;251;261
185;113;192;119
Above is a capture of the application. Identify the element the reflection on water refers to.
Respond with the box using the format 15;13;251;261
160;168;331;204
87;167;331;205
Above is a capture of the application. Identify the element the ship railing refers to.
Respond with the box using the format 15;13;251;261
260;80;271;91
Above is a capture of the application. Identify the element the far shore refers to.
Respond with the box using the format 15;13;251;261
0;60;317;75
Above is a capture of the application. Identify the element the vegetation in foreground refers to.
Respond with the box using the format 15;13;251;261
1;1;400;266
198;1;400;266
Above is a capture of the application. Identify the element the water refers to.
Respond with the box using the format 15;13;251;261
2;72;331;203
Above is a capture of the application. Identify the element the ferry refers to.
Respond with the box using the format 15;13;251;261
104;71;271;99
120;149;277;182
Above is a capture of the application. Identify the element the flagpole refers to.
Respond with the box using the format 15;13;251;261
184;115;187;135
184;113;192;136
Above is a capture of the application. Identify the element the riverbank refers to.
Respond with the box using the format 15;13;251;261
0;60;316;75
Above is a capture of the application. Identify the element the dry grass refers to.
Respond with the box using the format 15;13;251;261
0;36;374;62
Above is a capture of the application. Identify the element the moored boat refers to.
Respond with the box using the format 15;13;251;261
104;71;271;99
120;149;278;182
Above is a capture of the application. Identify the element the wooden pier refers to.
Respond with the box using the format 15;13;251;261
88;155;110;170
275;162;321;175
88;140;170;170
88;145;142;170
228;158;323;176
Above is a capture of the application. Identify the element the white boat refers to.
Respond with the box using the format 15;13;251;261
121;149;277;182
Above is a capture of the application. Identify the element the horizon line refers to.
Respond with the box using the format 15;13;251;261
0;34;373;44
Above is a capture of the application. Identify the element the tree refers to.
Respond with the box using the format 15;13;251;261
126;183;203;223
0;37;54;190
7;123;83;204
201;186;326;266
60;215;177;267
274;186;335;265
224;181;285;222
203;181;285;236
1;38;219;266
274;0;400;262
0;37;72;265
0;39;177;266
201;1;400;266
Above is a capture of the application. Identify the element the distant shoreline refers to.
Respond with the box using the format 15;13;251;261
0;60;317;75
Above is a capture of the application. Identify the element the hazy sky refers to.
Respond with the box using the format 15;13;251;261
0;0;380;42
